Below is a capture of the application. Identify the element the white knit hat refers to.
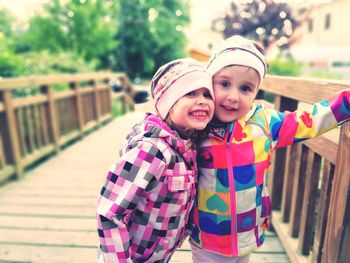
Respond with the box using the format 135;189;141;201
207;35;268;82
151;58;214;119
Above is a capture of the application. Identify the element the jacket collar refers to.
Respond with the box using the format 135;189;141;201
207;104;258;140
143;114;190;155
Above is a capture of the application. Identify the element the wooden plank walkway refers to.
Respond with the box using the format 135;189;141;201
0;102;290;263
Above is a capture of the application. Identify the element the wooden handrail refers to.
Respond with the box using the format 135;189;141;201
0;72;134;183
260;75;350;263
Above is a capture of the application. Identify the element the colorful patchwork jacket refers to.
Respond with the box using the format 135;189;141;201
190;89;350;256
97;114;197;262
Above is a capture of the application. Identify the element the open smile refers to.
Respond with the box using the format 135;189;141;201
189;110;210;120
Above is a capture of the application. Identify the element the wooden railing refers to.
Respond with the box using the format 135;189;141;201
0;72;134;184
259;75;350;263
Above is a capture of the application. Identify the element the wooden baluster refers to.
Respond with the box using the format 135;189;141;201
281;144;299;222
25;105;35;153
311;160;334;263
40;104;50;145
17;108;27;156
104;78;113;115
0;131;5;169
322;123;350;263
2;90;23;178
289;144;308;237
70;82;84;136
268;95;298;210
41;85;60;153
33;104;43;149
298;151;321;255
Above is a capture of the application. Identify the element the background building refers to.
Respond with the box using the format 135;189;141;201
289;0;350;79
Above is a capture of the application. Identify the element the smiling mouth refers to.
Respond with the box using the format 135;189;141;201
189;110;210;119
221;105;238;111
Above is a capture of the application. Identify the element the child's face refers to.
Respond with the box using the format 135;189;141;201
168;87;214;131
213;65;260;123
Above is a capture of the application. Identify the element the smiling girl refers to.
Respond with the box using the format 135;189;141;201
96;58;214;262
189;35;350;263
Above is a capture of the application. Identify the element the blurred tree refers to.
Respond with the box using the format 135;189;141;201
21;51;97;76
0;7;16;38
22;0;118;68
116;0;190;79
0;8;25;77
213;0;299;49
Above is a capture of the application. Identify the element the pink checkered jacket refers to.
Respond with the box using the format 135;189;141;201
96;114;197;262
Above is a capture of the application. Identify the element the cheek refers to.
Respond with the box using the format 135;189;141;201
243;96;255;108
213;91;224;105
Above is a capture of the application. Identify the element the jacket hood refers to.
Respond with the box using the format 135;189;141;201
122;113;190;155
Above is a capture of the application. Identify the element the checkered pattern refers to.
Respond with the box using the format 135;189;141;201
97;114;197;262
190;89;350;256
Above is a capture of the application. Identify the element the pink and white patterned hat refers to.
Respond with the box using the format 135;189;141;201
151;58;213;119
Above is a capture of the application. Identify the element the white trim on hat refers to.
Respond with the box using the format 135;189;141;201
207;49;266;82
155;71;213;119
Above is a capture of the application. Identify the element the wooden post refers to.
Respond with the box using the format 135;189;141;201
41;85;60;153
289;144;308;237
298;151;321;255
322;122;350;263
0;131;5;168
2;90;23;178
70;82;84;136
280;144;298;222
104;78;113;115
311;161;334;263
268;95;298;210
91;80;101;125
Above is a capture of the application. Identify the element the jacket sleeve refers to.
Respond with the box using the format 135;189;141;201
96;141;167;262
267;89;350;149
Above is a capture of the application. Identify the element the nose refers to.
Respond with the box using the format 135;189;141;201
197;94;209;105
227;89;239;103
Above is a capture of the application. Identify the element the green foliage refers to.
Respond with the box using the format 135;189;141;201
308;70;342;80
20;51;96;76
0;51;24;77
116;0;190;79
2;0;190;79
23;0;119;67
112;98;124;117
0;36;25;77
0;7;16;38
268;56;303;77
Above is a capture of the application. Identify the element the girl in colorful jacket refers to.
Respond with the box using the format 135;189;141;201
96;58;214;262
189;35;350;262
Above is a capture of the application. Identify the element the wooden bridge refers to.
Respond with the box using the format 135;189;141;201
0;73;349;262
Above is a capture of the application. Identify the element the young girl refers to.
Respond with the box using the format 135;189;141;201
96;58;215;262
189;35;350;262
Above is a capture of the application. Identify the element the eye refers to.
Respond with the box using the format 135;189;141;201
186;91;196;97
219;80;231;89
240;85;253;93
203;91;213;99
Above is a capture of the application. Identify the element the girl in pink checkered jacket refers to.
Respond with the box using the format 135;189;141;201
96;58;215;262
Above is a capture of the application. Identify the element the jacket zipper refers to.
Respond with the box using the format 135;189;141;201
245;121;272;140
226;123;238;255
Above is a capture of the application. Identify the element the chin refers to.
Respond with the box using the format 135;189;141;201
191;123;207;130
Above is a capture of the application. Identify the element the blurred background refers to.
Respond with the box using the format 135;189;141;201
1;0;349;83
1;2;350;262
